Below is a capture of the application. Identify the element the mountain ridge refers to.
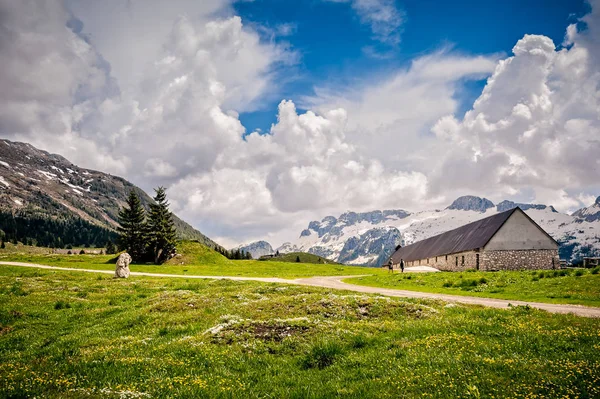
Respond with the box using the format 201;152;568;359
0;139;218;248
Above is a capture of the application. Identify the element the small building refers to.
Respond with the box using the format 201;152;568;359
389;207;559;271
583;257;600;268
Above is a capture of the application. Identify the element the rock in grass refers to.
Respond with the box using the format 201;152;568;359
115;253;132;278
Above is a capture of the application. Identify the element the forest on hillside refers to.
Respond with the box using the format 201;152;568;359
0;211;116;248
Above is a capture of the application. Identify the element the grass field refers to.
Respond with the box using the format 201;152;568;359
0;241;378;279
345;268;600;307
0;266;599;398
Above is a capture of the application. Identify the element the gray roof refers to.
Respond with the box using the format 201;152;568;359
390;208;518;263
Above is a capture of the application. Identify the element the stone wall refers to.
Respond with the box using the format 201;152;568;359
401;248;560;271
481;249;559;271
404;250;479;272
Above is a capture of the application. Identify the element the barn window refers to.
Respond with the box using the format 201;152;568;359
445;255;448;261
427;258;429;264
455;257;458;266
461;256;465;266
435;256;438;262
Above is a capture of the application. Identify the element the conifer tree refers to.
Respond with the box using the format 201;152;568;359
118;191;147;261
296;255;300;262
147;187;177;264
105;240;117;255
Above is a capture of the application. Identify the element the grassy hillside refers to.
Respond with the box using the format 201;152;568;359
261;252;340;264
0;266;598;398
166;240;232;265
0;242;378;279
345;268;600;307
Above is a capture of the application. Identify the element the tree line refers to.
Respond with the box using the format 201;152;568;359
0;211;116;249
215;246;253;260
117;187;177;264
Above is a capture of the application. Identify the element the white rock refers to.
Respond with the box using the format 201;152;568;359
115;253;132;278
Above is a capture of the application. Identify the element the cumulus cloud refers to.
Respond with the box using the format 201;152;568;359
1;0;599;246
429;27;600;212
303;50;499;171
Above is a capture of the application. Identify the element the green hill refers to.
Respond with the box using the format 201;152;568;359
165;240;231;266
260;252;340;264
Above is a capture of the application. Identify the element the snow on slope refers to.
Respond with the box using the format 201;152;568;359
276;196;600;266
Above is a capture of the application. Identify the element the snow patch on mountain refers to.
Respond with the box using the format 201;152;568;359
572;196;600;222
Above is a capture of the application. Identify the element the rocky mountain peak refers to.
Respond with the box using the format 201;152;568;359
447;196;495;212
235;241;274;258
572;195;600;222
495;200;556;213
0;139;216;247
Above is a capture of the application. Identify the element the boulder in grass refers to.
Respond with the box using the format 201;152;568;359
115;253;132;278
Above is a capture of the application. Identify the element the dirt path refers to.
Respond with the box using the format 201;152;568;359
2;261;599;318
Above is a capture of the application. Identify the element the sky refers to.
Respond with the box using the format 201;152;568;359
1;0;599;248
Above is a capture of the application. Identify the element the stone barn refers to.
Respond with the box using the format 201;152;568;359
389;207;559;271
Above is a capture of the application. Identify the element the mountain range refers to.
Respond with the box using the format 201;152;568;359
0;139;217;248
250;195;600;266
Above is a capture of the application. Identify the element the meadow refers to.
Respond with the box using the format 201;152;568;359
1;266;599;398
0;241;377;279
345;268;600;307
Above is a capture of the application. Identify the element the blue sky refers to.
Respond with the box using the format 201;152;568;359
236;0;589;133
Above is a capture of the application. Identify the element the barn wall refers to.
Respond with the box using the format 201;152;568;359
404;250;479;272
485;210;558;251
481;249;559;271
403;248;560;271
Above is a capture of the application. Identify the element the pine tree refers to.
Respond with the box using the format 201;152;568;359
147;187;177;264
296;255;300;262
118;191;147;261
105;240;116;255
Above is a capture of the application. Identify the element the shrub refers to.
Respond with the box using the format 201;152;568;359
79;249;85;255
478;277;488;285
538;272;545;279
575;270;584;277
531;276;539;282
54;301;71;310
442;281;454;288
457;279;478;288
591;267;599;275
350;334;370;349
158;327;169;337
301;340;343;369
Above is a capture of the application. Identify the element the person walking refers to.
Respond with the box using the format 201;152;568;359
388;259;394;273
400;259;405;273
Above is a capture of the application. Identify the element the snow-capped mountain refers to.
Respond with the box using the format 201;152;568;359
572;196;600;222
275;196;600;266
234;241;274;259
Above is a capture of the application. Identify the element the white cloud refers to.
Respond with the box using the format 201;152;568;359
1;0;599;247
428;28;600;212
325;0;403;45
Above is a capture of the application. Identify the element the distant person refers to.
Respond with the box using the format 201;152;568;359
388;259;394;273
400;259;405;273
